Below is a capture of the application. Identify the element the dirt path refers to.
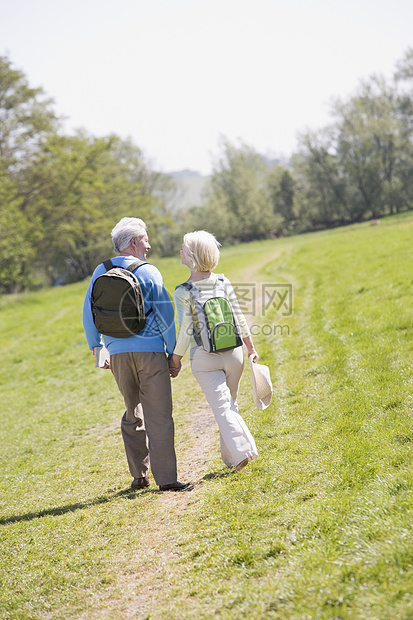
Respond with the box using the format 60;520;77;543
87;395;216;620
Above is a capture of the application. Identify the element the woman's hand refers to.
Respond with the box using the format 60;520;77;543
243;336;259;363
248;349;259;363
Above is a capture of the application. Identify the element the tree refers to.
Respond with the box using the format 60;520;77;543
0;167;40;293
206;138;280;243
394;47;413;208
337;76;413;217
267;165;296;232
295;68;413;229
395;47;413;82
294;128;356;228
0;55;58;175
0;55;60;292
19;133;161;285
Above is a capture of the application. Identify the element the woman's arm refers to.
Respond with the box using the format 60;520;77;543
225;277;259;362
243;335;259;363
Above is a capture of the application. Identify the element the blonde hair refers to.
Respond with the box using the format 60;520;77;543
183;231;221;272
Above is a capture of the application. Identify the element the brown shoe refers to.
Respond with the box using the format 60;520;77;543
131;476;150;489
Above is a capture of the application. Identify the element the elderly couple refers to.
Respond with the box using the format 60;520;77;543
83;217;258;492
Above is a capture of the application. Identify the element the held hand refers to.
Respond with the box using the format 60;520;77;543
168;356;182;378
169;366;181;378
103;358;111;369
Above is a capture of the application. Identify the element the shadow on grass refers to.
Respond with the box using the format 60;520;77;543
202;470;233;481
0;486;157;526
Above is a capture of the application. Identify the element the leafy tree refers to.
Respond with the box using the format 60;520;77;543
206;138;280;243
0;167;40;293
332;77;406;218
395;47;413;82
19;133;162;285
0;56;170;290
295;128;357;228
394;47;413;207
295;68;413;228
0;55;59;292
267;165;296;232
0;55;58;174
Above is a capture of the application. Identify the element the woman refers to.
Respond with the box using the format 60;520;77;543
169;231;258;473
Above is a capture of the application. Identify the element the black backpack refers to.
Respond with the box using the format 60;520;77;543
91;259;152;338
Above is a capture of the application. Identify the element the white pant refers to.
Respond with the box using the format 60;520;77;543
191;346;258;467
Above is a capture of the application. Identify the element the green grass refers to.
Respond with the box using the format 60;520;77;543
1;213;413;618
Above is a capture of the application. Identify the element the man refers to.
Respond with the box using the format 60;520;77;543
82;217;191;492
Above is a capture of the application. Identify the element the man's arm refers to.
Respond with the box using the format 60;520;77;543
82;277;104;351
146;266;176;356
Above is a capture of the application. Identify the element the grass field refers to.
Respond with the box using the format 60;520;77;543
1;213;413;619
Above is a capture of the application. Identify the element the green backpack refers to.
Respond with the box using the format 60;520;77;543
179;275;242;353
91;259;152;338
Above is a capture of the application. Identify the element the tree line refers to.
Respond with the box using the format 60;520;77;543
1;49;412;293
178;48;413;245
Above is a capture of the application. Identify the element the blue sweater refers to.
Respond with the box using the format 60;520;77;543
82;256;176;356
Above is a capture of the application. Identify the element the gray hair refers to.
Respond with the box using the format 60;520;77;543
111;217;147;252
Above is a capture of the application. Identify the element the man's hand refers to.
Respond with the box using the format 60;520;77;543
169;354;182;378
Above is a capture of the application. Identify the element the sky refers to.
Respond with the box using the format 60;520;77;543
1;0;412;175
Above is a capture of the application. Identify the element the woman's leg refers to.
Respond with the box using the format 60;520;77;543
222;347;244;404
191;348;258;467
222;347;258;464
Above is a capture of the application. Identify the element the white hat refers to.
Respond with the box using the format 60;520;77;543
249;355;273;410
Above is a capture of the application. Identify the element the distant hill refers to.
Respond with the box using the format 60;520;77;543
162;158;292;211
166;170;211;210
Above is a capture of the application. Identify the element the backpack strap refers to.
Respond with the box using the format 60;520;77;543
180;282;193;291
127;259;147;272
103;259;114;271
102;259;147;272
179;275;225;296
128;260;152;316
179;280;203;300
128;260;153;317
177;282;202;347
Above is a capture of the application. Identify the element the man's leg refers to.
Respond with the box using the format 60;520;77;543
133;352;178;486
110;352;150;479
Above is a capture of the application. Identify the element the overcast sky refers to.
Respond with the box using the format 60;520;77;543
1;0;412;175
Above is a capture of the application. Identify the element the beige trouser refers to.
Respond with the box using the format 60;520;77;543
110;351;177;486
191;346;258;468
